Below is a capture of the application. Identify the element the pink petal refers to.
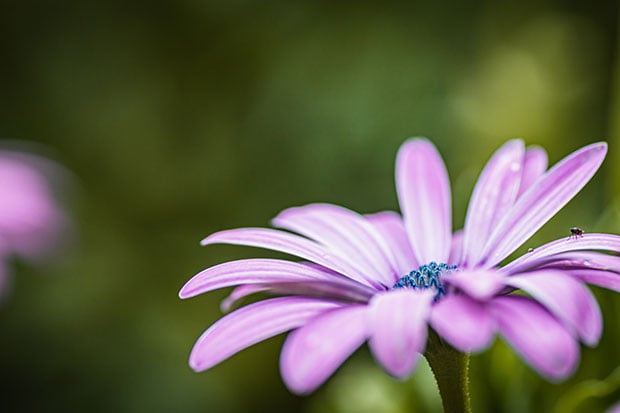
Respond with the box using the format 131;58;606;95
507;271;601;345
221;284;269;312
0;153;66;258
505;250;620;274
367;290;433;378
366;211;418;275
490;296;579;381
445;268;507;301
221;280;374;311
568;270;620;292
429;294;495;352
504;251;620;292
280;305;369;394
189;297;343;371
481;142;607;267
449;229;464;266
504;233;620;273
179;258;370;299
396;138;452;264
202;228;380;289
273;204;398;286
462;140;524;267
544;251;620;271
517;147;548;197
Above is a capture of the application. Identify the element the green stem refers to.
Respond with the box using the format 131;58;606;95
424;332;471;413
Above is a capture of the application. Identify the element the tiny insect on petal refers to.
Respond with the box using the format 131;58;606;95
569;227;584;239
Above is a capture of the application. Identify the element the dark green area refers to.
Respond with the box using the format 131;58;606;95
1;1;619;412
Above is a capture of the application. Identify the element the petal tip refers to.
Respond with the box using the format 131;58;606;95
375;353;420;380
581;320;602;347
179;276;201;299
270;215;287;229
280;360;318;395
401;136;434;150
188;354;208;372
178;284;192;299
587;141;608;157
506;138;525;147
583;336;601;348
282;381;313;396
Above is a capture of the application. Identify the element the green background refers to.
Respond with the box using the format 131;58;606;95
1;1;619;412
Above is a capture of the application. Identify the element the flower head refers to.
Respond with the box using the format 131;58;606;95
0;149;67;295
180;138;619;394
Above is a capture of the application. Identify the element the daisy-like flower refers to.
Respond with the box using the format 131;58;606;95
0;149;67;295
180;138;619;401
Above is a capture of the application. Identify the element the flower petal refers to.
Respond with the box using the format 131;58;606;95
505;251;620;274
221;279;374;311
273;204;398;286
202;228;380;288
567;270;620;292
429;294;495;352
280;305;368;394
0;152;66;258
179;258;370;299
462;140;524;267
367;289;433;378
490;296;579;381
449;229;464;266
396;138;452;264
503;233;620;273
481;142;607;267
548;251;620;270
365;211;418;275
504;251;620;293
220;284;269;312
507;270;602;346
189;297;343;371
517;146;548;197
445;269;507;301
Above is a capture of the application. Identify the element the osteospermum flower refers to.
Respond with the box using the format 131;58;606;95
0;149;66;295
180;138;619;400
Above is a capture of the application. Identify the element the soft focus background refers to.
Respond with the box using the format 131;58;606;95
1;1;620;412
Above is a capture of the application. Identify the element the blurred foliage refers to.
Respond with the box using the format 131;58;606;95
1;0;619;412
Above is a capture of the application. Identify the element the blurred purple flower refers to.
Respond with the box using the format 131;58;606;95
0;149;67;294
181;138;619;394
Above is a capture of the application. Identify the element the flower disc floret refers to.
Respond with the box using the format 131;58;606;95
393;262;457;300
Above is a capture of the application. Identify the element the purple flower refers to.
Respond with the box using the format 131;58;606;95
0;149;66;294
180;138;619;394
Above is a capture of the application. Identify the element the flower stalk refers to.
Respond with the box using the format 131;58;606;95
425;331;471;413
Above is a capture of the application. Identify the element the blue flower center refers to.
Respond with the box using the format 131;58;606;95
393;262;457;301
